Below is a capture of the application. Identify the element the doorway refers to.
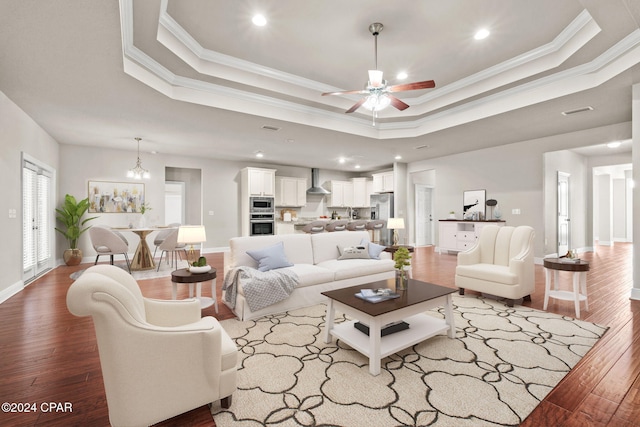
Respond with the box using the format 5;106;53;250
22;155;54;284
557;171;570;256
415;185;434;246
164;181;185;225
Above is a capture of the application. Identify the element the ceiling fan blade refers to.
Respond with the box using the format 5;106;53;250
345;98;367;113
322;89;368;96
387;80;436;92
387;95;410;111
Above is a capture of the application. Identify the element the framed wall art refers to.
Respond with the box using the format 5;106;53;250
463;189;486;217
88;181;145;213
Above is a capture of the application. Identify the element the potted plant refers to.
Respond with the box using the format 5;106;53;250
55;194;97;266
448;211;456;219
394;247;411;291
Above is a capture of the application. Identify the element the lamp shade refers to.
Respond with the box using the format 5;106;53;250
177;225;206;244
387;218;405;229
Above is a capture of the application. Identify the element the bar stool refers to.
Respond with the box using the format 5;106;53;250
365;220;386;243
325;220;348;232
346;220;368;231
302;220;327;234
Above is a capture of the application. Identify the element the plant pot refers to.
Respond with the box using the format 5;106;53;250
63;248;83;266
395;270;408;291
189;265;211;274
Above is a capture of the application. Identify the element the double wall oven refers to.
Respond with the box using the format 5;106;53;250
249;197;275;236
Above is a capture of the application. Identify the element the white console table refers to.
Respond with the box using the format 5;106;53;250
438;220;505;253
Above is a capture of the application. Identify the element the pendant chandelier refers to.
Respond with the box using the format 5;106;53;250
126;137;150;180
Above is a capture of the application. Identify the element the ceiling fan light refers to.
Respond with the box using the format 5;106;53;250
368;70;384;87
362;94;390;111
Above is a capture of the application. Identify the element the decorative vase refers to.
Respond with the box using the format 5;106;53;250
395;270;408;291
138;214;147;228
63;248;83;266
494;205;502;219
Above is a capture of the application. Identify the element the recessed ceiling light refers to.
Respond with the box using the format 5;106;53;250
394;155;402;160
474;28;490;40
338;157;346;164
607;141;622;148
252;14;267;26
354;165;361;169
255;151;264;158
396;72;408;80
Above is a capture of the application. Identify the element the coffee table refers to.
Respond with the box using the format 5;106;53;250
322;279;456;376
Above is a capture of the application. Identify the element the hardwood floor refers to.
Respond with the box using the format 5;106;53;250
0;243;638;426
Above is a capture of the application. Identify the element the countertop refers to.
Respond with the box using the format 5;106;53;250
277;218;369;226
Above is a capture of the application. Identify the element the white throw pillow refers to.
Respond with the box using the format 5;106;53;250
247;241;293;272
337;245;370;260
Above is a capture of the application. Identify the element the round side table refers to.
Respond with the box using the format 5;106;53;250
543;258;589;318
170;267;218;312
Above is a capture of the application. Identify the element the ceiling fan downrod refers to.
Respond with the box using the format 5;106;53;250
369;23;383;71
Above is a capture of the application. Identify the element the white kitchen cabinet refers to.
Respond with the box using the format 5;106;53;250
244;167;275;196
372;171;394;193
352;178;370;208
327;180;354;207
276;176;307;207
438;220;506;253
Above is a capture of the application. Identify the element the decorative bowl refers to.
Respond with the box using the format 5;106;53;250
189;265;211;274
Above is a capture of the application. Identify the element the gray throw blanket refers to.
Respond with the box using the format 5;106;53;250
222;266;299;312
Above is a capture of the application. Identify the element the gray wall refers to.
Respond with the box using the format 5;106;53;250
1;91;60;298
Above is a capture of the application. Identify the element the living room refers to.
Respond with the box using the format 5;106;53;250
1;1;640;425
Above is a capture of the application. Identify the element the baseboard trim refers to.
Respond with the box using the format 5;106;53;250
0;280;24;304
630;287;640;301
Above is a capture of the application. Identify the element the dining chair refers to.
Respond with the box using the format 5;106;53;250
153;223;181;259
156;228;187;271
89;225;132;273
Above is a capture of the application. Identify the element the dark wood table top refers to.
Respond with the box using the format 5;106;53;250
543;258;590;272
384;245;415;253
171;267;217;283
322;279;456;317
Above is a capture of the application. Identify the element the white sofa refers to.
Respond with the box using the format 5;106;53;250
223;230;395;320
455;225;535;307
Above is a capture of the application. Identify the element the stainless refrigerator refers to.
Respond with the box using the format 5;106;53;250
370;193;394;245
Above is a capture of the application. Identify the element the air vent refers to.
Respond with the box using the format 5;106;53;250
561;106;594;116
414;144;431;150
261;125;281;131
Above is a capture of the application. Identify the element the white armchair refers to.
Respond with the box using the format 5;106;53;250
455;225;535;307
66;264;237;427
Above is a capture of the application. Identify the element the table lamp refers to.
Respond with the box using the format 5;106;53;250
387;217;405;246
177;225;207;265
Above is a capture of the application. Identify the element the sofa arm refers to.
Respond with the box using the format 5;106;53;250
144;298;202;327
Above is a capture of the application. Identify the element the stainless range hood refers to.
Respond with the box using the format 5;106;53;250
307;168;330;195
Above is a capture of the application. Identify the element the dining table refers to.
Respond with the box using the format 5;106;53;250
113;227;166;271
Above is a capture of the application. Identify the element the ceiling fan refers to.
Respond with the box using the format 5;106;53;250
322;22;435;121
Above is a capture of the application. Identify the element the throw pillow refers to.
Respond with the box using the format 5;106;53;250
246;241;293;272
360;238;386;259
337;245;371;260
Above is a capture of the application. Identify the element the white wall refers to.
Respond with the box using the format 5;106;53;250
0;91;60;297
407;122;632;258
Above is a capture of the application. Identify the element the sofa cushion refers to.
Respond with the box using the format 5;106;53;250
316;258;395;281
337;245;370;260
455;263;518;285
247;242;293;272
311;231;371;264
229;234;314;269
236;264;334;296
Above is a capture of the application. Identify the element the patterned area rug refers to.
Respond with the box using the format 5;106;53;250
212;295;608;426
69;259;189;281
